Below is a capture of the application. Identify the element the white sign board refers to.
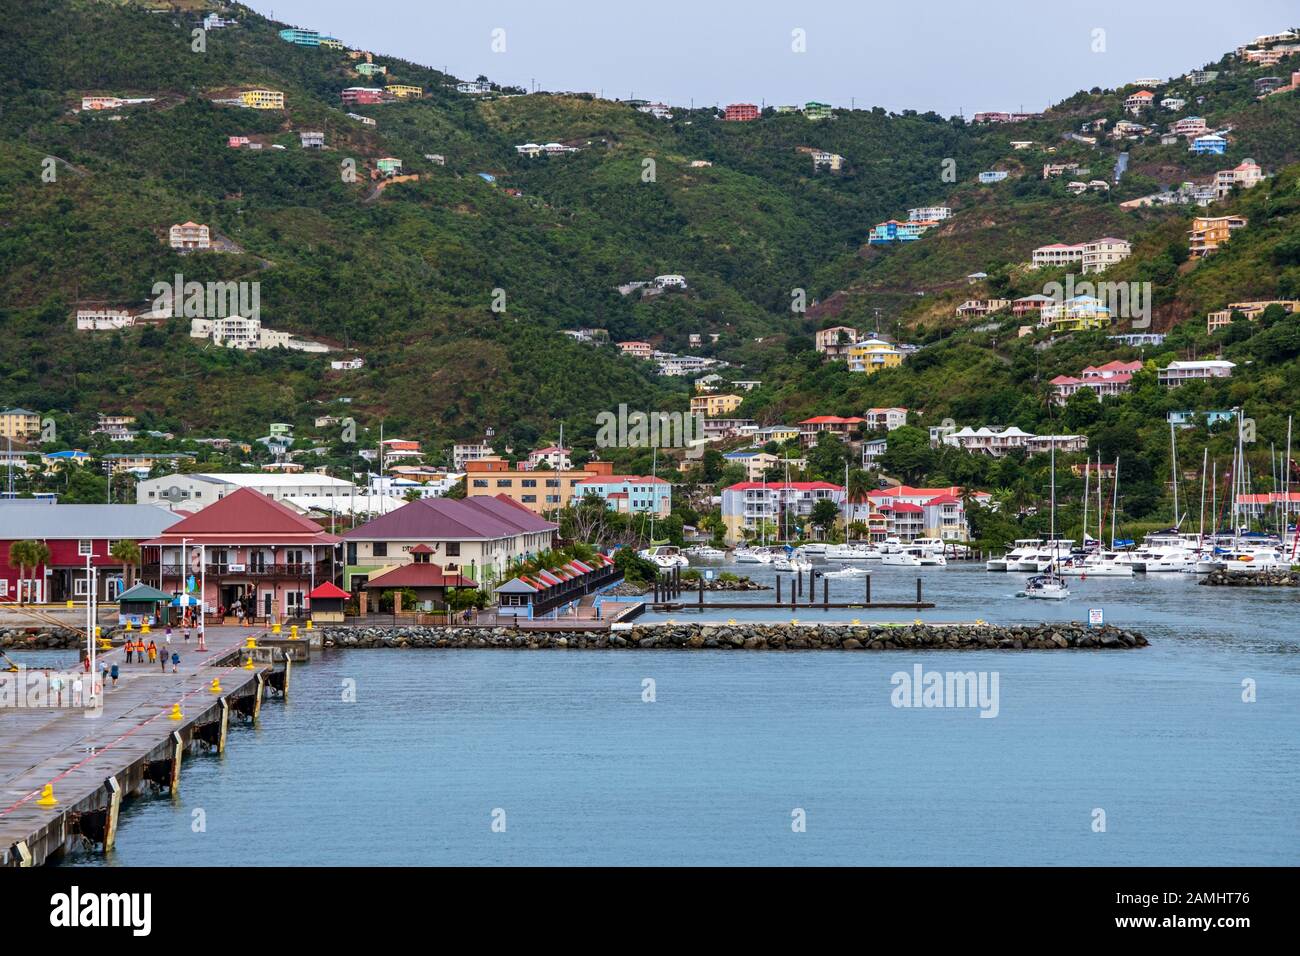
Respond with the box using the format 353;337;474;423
1088;608;1104;627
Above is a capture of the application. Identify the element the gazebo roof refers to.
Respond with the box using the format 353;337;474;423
117;583;173;603
309;582;350;600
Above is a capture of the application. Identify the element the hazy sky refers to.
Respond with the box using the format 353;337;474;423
248;1;1296;116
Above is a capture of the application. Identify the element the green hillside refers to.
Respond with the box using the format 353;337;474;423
3;0;1300;537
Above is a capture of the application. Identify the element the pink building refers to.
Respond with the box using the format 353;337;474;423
1050;360;1143;404
723;103;760;122
141;488;340;624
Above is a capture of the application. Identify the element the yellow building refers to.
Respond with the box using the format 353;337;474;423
690;393;744;417
1189;215;1247;258
0;407;41;441
386;84;423;99
846;339;902;374
319;38;344;50
464;459;615;514
240;89;285;110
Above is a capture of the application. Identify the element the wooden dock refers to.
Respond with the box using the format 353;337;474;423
0;626;290;867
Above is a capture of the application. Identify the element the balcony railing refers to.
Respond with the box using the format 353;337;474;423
144;561;334;579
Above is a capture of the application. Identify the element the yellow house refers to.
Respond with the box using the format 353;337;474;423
319;38;344;50
690;393;744;417
386;84;423;98
0;407;41;441
846;339;902;374
1189;215;1247;258
240;89;285;110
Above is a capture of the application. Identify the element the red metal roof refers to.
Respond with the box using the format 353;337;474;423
141;488;339;545
363;563;473;588
309;582;350;599
343;494;556;541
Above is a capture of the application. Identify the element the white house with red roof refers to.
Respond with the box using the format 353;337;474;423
720;481;844;544
524;445;572;470
140;487;341;623
573;474;672;516
847;485;990;542
864;407;908;431
1050;359;1144;404
1124;89;1156;113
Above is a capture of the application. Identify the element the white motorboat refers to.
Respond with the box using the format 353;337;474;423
822;565;870;579
1197;547;1284;574
1023;573;1071;600
684;545;727;561
1059;552;1134;577
882;545;945;567
773;555;814;573
824;543;877;562
1013;541;1074;572
987;538;1043;571
796;542;828;557
733;548;774;565
638;545;689;569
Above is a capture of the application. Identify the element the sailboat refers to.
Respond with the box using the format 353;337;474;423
1024;443;1071;599
1062;454;1132;577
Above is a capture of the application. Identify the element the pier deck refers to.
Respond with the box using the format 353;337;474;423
0;626;282;867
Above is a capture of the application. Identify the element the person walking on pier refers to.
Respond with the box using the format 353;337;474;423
147;640;157;665
110;663;119;687
170;651;179;674
125;641;134;664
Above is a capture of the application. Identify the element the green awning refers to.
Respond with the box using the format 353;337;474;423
117;584;173;603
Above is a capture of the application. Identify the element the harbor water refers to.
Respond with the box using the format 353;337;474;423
20;564;1299;866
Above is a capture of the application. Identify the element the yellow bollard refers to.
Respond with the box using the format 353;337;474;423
290;624;298;641
305;619;314;630
36;784;58;807
272;622;281;634
66;600;74;609
243;655;255;670
141;621;150;634
209;678;222;694
125;621;134;632
169;703;183;721
94;626;101;638
245;637;257;649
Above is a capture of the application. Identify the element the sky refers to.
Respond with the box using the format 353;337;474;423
247;1;1298;116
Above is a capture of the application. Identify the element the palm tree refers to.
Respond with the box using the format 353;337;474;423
109;539;142;589
8;540;50;604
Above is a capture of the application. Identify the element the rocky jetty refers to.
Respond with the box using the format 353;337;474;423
0;627;84;650
320;621;1147;651
1200;568;1300;587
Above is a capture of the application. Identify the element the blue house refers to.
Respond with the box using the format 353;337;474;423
979;170;1009;183
1189;134;1228;155
1168;409;1236;429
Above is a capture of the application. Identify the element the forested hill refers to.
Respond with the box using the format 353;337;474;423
2;0;1299;471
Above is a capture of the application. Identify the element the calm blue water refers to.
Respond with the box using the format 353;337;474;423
25;565;1300;866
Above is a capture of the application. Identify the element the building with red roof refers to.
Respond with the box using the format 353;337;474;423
720;480;845;544
798;415;867;448
139;487;340;622
341;494;557;590
845;486;991;543
1051;359;1143;404
723;103;760;122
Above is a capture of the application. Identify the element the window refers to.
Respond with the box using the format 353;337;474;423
373;542;388;557
346;542;357;565
546;479;559;488
522;495;536;503
522;479;537;488
473;479;489;488
74;578;88;596
78;540;93;556
496;479;513;488
446;542;460;557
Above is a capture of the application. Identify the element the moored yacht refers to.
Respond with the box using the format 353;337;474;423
638;545;689;569
987;538;1043;571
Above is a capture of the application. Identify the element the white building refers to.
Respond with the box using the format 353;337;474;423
1158;360;1236;387
76;309;135;331
1081;237;1132;274
907;206;952;222
452;441;494;470
136;472;361;511
331;358;365;370
638;102;673;119
654;274;688;289
190;316;329;352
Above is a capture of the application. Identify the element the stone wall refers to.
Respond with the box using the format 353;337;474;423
0;627;84;650
321;621;1147;650
1200;569;1299;587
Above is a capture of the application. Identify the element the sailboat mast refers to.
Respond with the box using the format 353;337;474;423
1082;454;1090;547
1097;452;1104;547
1169;419;1179;529
1198;447;1208;546
1049;443;1057;563
1111;456;1120;550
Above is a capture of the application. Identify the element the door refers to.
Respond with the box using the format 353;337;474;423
263;591;273;618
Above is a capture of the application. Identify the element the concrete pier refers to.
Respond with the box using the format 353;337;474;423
0;626;282;867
